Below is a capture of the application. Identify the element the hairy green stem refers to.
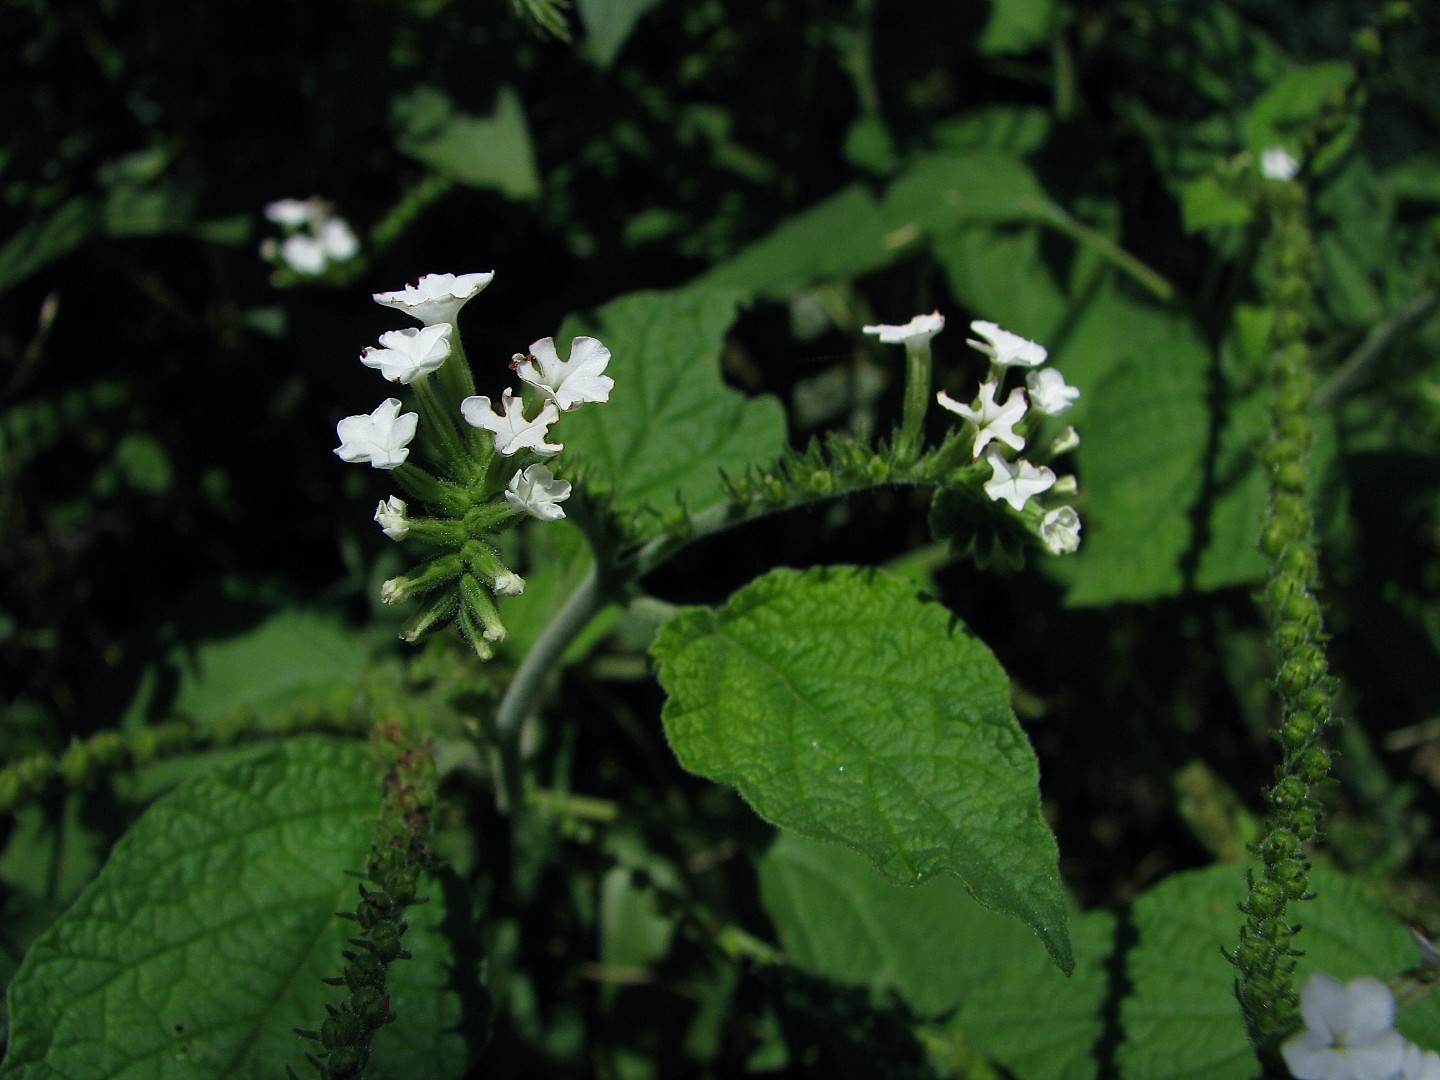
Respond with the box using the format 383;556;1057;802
1033;202;1176;303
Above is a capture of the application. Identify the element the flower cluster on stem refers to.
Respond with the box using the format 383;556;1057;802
260;197;360;277
331;271;612;659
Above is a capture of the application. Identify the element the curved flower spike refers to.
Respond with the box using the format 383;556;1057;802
460;388;562;457
862;312;945;347
982;446;1055;511
968;320;1047;368
515;336;614;411
1281;973;1407;1080
506;464;572;521
334;398;418;470
361;324;453;384
1026;368;1080;415
937;381;1027;458
374;272;495;326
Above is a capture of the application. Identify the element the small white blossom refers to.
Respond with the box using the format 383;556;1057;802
1040;507;1082;554
334;398;418;470
982;446;1055;511
1262;146;1301;182
862;312;945;348
264;198;317;227
1051;475;1078;495
460;388;562;457
493;572;527;597
1282;974;1408;1080
374;272;495;326
1050;426;1081;455
1404;1043;1440;1080
318;217;359;262
374;496;410;540
514;336;614;411
937;381;1028;457
968;320;1047;368
1026;368;1080;415
279;234;329;275
361;324;453;384
506;464;572;521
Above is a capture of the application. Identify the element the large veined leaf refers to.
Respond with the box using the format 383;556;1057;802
0;736;468;1080
652;565;1072;971
556;287;787;535
1119;861;1440;1080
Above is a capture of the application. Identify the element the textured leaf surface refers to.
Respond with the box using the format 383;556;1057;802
557;287;786;534
577;0;666;67
392;85;539;198
1119;862;1440;1080
1;737;466;1080
653;566;1071;970
761;834;1109;1080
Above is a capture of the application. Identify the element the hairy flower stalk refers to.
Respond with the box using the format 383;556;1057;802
1232;175;1339;1043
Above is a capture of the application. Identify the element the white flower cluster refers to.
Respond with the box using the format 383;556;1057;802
333;270;613;560
260;197;360;276
1283;972;1438;1080
866;315;1081;554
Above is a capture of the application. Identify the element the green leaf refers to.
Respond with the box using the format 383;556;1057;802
1179;175;1254;233
932;224;1068;344
557;287;787;534
498;519;618;663
932;106;1052;156
1244;62;1355;167
0;736;468;1080
652;566;1072;971
392;85;540;199
0;197;102;295
1119;861;1440;1080
977;0;1056;56
577;0;665;68
878;150;1053;235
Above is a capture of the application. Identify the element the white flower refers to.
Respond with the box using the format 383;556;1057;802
982;446;1055;511
862;312;945;348
493;572;527;597
506;464;572;521
264;198;317;227
460;388;562;457
1281;973;1408;1080
373;272;495;326
1026;368;1080;415
514;336;614;411
936;381;1027;458
1262;146;1301;182
1040;507;1082;554
319;217;359;262
1403;1043;1440;1080
374;496;410;540
1050;426;1081;455
361;324;453;384
279;234;329;275
334;398;418;470
968;320;1047;368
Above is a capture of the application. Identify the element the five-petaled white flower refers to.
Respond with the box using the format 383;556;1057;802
514;336;614;411
862;312;945;348
1262;146;1301;182
361;324;453;384
1026;368;1080;415
937;381;1028;458
373;272;495;327
506;464;572;521
334;398;418;470
1040;507;1082;554
461;388;562;457
1281;973;1408;1080
982;446;1055;511
374;496;410;540
968;320;1047;368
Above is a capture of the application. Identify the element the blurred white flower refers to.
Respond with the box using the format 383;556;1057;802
936;381;1027;457
506;464;572;521
514;336;614;411
1403;1043;1440;1080
374;272;494;326
862;312;945;348
460;388;562;457
1050;426;1081;455
264;198;317;227
1040;507;1082;554
982;446;1055;511
1026;368;1080;415
262;197;360;276
374;496;410;540
1282;973;1408;1080
334;398;418;470
278;234;328;275
968;320;1047;368
361;324;453;384
493;572;527;596
1262;146;1301;181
